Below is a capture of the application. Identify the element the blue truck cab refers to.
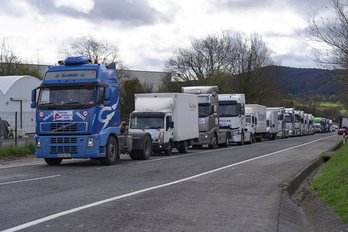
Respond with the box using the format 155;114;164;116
31;56;152;165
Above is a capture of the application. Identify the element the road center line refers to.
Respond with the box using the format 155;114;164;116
0;175;61;186
2;135;336;232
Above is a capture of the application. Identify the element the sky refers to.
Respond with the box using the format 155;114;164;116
0;0;334;71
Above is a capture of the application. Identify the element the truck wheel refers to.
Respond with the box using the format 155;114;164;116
130;135;152;160
208;135;217;149
219;135;229;147
247;134;253;144
178;141;189;153
44;158;63;166
165;142;173;155
100;136;118;165
237;133;244;145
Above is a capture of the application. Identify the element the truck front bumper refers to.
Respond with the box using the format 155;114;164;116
35;134;105;159
152;142;170;152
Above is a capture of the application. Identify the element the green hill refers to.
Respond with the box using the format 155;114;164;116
276;66;339;96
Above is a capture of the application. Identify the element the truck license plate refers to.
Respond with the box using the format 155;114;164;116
57;153;71;158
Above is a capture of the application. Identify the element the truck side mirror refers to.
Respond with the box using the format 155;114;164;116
31;89;37;108
103;87;111;106
213;105;218;114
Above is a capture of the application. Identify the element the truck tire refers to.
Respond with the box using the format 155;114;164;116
100;136;118;165
237;132;245;145
44;158;63;166
130;134;152;160
208;135;218;149
219;135;229;147
178;141;189;153
165;142;173;155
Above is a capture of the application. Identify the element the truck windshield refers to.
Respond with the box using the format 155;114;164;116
130;116;164;129
295;114;301;122
285;115;293;123
219;103;238;117
37;86;97;110
198;104;212;117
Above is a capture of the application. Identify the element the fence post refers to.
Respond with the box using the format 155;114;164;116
15;112;18;147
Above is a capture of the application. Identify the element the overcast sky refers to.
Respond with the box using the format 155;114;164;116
0;0;333;71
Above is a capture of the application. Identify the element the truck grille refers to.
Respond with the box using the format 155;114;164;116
51;146;78;154
41;122;87;133
50;137;78;144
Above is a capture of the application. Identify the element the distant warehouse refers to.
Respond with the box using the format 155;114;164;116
0;75;40;134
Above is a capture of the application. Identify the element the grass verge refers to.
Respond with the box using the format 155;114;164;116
0;142;35;157
309;143;348;223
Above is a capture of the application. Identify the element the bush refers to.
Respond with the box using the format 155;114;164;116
0;142;35;157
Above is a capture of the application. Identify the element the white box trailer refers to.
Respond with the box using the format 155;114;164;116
129;93;199;155
245;104;267;142
267;107;288;138
266;109;279;140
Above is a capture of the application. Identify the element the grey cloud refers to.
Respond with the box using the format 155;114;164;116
210;0;330;12
2;0;169;27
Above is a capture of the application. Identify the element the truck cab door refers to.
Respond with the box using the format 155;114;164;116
165;115;174;142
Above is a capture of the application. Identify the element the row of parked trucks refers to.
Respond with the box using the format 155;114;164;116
30;56;331;165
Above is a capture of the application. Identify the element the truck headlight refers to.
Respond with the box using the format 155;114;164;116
87;137;94;149
158;132;164;143
36;138;41;149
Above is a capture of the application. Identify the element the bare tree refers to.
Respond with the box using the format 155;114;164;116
0;38;42;79
164;32;282;104
303;0;348;69
59;35;120;64
302;0;348;107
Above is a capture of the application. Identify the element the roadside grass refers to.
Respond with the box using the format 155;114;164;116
309;142;348;223
0;142;35;157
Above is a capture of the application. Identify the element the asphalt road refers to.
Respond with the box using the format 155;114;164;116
0;133;341;232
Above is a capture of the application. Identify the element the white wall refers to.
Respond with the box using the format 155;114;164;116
0;76;40;134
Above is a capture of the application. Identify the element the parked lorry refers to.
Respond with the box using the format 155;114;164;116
218;94;251;145
308;114;315;134
285;108;296;137
245;104;267;142
31;56;152;165
314;117;324;133
182;86;229;148
294;110;303;136
303;113;309;135
129;93;198;155
267;107;288;138
265;109;279;140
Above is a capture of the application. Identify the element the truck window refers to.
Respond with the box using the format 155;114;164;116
166;116;172;130
37;86;97;110
285;115;293;123
219;104;238;117
245;115;252;125
199;104;212;117
130;116;164;130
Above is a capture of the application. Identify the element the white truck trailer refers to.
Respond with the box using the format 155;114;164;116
218;94;252;145
129;93;199;155
265;109;279;140
245;104;267;142
285;108;296;137
267;107;288;138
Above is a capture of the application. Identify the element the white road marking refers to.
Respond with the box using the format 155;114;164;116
2;135;336;232
0;175;61;186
